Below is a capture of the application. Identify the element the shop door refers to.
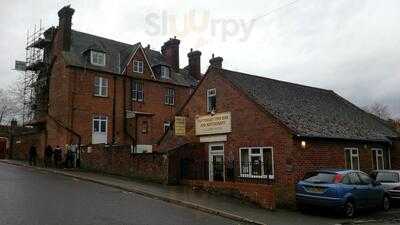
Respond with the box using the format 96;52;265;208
208;143;224;182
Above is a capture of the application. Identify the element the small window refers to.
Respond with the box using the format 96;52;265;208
165;88;175;106
207;88;216;112
94;76;108;97
239;147;274;178
345;148;359;170
164;121;171;133
132;80;144;102
372;149;384;170
133;60;144;73
91;51;106;67
161;66;170;79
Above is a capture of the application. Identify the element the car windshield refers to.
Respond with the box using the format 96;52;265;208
375;172;400;183
303;172;336;184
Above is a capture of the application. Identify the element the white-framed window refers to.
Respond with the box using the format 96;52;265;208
207;88;216;112
94;76;108;97
372;148;384;170
92;116;107;144
133;60;144;73
161;66;170;79
90;51;106;67
164;121;171;133
239;147;274;179
132;80;144;102
344;148;360;170
165;88;175;106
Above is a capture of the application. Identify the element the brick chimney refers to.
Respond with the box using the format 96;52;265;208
187;48;202;80
209;54;223;69
161;37;180;72
57;5;75;51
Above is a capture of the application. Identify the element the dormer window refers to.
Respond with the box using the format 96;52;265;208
161;66;170;79
133;60;144;73
90;51;106;67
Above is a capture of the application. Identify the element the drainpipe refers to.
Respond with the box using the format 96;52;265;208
112;75;116;144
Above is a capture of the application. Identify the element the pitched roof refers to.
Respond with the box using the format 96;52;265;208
62;30;196;87
216;68;398;142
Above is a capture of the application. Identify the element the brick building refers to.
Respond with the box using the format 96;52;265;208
158;57;400;205
21;5;203;155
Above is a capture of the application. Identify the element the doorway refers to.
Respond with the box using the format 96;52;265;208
208;143;224;182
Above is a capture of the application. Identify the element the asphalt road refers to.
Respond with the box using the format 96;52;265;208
0;163;245;225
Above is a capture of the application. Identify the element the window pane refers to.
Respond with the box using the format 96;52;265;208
377;155;384;170
101;87;107;96
95;77;100;86
251;156;262;175
93;120;99;132
263;148;273;176
94;85;100;95
351;156;359;170
345;150;351;169
100;120;106;132
240;149;249;174
372;150;377;169
102;78;108;87
251;148;260;154
376;172;399;183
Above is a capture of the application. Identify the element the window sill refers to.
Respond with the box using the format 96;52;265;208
239;174;274;179
93;94;108;98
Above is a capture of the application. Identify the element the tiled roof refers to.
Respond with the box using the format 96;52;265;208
216;67;399;142
62;30;196;87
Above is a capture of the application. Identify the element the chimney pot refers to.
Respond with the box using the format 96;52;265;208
187;50;202;80
57;5;75;52
161;37;180;72
209;55;223;69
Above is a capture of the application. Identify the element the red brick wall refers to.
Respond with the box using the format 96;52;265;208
291;139;388;182
173;70;296;185
184;180;275;209
81;144;169;183
12;132;46;161
46;46;193;148
391;140;400;169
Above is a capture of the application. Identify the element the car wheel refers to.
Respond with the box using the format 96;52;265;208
344;201;355;218
382;195;390;211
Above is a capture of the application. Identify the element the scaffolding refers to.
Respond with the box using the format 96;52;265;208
23;20;52;125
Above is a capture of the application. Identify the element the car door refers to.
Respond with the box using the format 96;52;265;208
348;172;369;208
358;172;380;207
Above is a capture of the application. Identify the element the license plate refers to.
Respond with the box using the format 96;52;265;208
306;187;325;194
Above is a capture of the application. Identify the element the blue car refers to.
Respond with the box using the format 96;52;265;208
296;169;390;217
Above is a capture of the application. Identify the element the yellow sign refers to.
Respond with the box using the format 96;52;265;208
175;116;186;136
195;112;231;136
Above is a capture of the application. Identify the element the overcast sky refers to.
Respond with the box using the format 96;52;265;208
0;0;399;117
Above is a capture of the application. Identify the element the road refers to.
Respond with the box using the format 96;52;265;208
0;163;245;225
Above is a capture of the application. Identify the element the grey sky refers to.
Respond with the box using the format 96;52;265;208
0;0;399;117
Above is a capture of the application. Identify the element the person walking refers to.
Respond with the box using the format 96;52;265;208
54;146;62;168
44;145;53;167
28;145;37;166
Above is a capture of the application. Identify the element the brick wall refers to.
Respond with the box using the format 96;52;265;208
12;131;46;161
183;180;275;209
161;69;394;207
391;140;400;169
81;144;169;183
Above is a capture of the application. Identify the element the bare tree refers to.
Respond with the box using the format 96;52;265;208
363;102;392;120
0;76;25;125
0;88;15;124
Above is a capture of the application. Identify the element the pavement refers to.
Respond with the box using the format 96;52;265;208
1;159;400;225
